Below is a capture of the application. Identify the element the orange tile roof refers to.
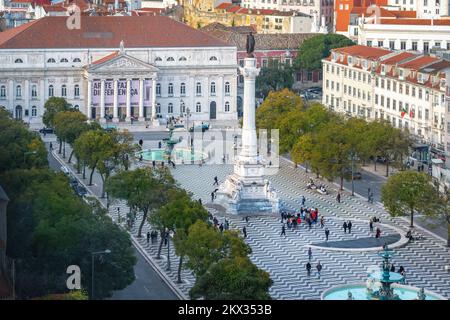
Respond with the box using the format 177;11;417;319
381;52;416;65
379;18;450;26
0;16;231;49
333;45;391;60
92;51;119;65
399;56;439;70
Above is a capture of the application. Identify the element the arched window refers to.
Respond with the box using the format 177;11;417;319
196;82;202;96
73;58;81;63
180;83;186;96
74;105;79;110
74;84;80;97
155;57;162;62
48;85;54;97
225;101;230;112
31;106;37;117
179;56;187;61
15;105;22;119
156;103;161;114
60;58;68;63
156;83;161;96
209;56;218;61
47;58;56;63
180;101;186;114
210;82;216;95
16;85;22;97
168;103;173;114
0;85;6;98
61;85;67;97
166;57;175;61
15;58;23;63
196;102;201;113
225;81;230;95
168;83;174;96
31;84;37;98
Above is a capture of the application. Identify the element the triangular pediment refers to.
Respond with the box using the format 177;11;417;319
88;53;158;72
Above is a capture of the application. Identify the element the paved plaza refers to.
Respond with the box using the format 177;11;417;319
50;137;450;300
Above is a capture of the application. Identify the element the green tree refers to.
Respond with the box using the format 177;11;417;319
1;168;136;299
381;171;442;227
106;167;176;238
42;97;72;153
183;220;251;277
256;63;294;99
294;34;355;71
189;256;273;300
149;189;208;282
53;110;88;161
0;108;47;172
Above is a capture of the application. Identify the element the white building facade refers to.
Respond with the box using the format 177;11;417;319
387;0;449;18
0;15;239;127
322;45;449;153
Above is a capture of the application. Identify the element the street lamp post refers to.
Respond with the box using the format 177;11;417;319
166;229;171;271
91;249;111;300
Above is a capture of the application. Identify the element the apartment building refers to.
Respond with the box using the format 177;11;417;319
322;45;450;159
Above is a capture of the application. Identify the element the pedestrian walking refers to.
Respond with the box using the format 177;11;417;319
316;262;323;278
347;220;352;234
281;224;286;237
245;216;249;224
336;192;341;203
308;247;312;261
301;195;306;206
146;231;150;244
369;219;374;232
49;142;53;150
375;227;381;238
320;216;325;228
152;160;156;168
369;192;374;204
243;226;247;239
325;228;330;241
213;176;219;186
343;221;348;233
306;262;312;276
219;223;224;232
367;187;371;202
390;263;395;272
211;191;215;202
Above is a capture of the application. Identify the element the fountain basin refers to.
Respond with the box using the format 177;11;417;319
321;283;447;300
137;148;207;163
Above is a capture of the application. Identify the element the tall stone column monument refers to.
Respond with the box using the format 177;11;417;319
216;33;279;215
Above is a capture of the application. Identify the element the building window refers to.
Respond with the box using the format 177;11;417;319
209;56;218;61
196;102;201;113
378;40;383;47
74;84;80;97
31;84;37;98
31;106;37;117
225;82;230;95
156;83;161;97
179;57;187;61
73;58;81;63
156;103;161;114
401;41;406;50
60;58;68;63
168;83;174;96
180;83;186;96
423;42;429;53
196;82;202;96
47;58;56;63
168;103;173;114
15;58;23;63
74;105;79;110
412;42;418;51
180;102;185;114
16;85;22;98
61;85;67;97
225;101;230;112
389;41;395;50
210;82;216;96
155;57;162;62
367;40;372;47
48;85;54;97
0;85;5;98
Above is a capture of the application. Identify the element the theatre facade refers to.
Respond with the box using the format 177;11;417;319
0;15;238;126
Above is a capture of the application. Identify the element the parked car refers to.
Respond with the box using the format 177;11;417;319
75;185;87;197
60;166;70;175
343;169;363;180
39;127;54;134
189;123;209;132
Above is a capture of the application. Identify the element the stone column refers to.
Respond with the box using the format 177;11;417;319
87;80;92;119
24;79;30;122
239;58;260;161
138;78;144;121
113;79;119;122
100;79;105;122
151;77;158;125
126;79;131;122
8;79;14;112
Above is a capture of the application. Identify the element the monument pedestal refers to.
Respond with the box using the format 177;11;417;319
216;57;279;215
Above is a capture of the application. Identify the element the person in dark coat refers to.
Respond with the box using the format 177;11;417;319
325;228;330;241
343;221;348;233
243;226;247;239
306;262;312;276
347;220;352;234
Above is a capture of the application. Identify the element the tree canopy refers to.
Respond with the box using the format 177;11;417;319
42;97;72;128
256;63;294;99
294;34;355;71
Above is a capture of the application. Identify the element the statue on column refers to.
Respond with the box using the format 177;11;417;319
246;32;255;58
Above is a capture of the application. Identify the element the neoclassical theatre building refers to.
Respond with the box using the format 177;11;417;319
0;15;238;126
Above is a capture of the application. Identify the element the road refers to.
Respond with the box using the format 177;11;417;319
45;137;179;300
